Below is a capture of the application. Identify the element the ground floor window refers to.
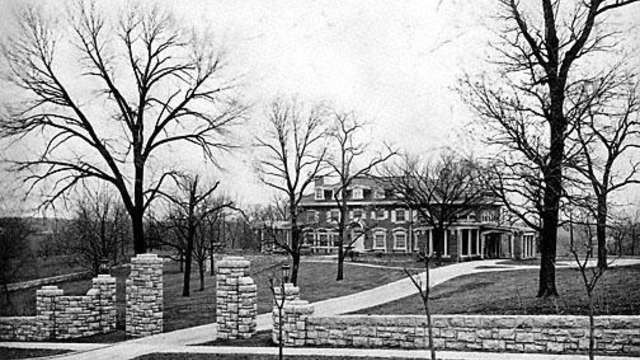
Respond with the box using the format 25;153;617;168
374;230;386;250
393;231;407;250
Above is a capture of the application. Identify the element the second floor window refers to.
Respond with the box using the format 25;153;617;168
352;188;363;200
396;209;406;222
330;210;340;221
353;209;363;220
374;188;385;199
307;211;317;223
315;188;324;200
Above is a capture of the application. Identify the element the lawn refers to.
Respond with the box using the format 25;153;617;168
354;264;640;316
134;354;422;360
0;347;69;359
2;255;408;338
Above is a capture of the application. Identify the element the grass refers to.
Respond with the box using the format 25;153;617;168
0;347;69;359
354;264;640;316
2;255;408;339
134;354;423;360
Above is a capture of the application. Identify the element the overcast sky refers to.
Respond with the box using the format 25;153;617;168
0;0;639;216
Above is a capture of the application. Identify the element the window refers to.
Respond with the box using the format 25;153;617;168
352;188;363;200
318;233;328;246
304;232;314;245
394;231;407;250
330;210;340;222
315;188;324;200
306;211;317;223
395;209;406;223
353;209;364;220
374;231;386;249
374;188;385;199
375;209;386;220
481;211;492;222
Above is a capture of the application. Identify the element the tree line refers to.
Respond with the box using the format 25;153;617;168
1;0;640;300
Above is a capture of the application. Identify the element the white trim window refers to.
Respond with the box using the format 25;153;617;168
372;208;387;220
352;188;364;200
315;188;324;200
394;209;407;223
353;209;364;220
374;188;385;199
393;230;407;251
373;230;386;250
329;210;340;222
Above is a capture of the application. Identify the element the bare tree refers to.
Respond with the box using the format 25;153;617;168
404;253;436;360
0;2;246;254
325;112;396;281
571;74;640;268
255;98;328;285
53;189;130;275
161;174;233;296
385;152;488;261
567;209;617;360
459;0;640;297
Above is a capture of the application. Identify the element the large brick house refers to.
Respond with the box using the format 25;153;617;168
296;176;537;261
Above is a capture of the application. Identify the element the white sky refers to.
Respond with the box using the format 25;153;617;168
0;0;639;216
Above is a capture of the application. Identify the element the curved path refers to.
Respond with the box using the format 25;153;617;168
3;258;640;360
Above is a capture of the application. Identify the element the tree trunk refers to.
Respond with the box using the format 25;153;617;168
183;228;194;297
423;257;436;360
596;197;608;269
336;243;344;281
336;215;346;281
290;211;300;286
199;261;205;291
537;115;563;297
132;153;146;254
588;291;595;360
209;247;215;276
132;210;146;254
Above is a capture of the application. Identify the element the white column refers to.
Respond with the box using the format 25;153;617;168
480;233;485;259
444;230;448;256
510;234;515;259
457;229;462;260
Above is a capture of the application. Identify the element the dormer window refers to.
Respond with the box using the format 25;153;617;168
352;188;363;200
315;188;324;200
374;188;385;199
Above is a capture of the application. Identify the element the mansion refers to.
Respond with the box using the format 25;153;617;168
294;176;537;261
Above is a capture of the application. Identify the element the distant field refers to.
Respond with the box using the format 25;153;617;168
354;264;640;316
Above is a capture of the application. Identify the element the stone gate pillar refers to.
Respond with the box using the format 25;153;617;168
126;253;163;337
36;285;63;339
216;256;257;339
93;274;117;333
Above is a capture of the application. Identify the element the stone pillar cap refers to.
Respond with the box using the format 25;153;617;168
132;253;163;263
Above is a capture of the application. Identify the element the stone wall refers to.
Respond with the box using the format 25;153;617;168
126;253;163;337
216;256;257;339
277;306;640;355
0;275;116;341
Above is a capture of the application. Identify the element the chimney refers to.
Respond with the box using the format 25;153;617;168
314;176;324;187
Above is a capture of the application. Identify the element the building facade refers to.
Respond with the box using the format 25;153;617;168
298;176;537;261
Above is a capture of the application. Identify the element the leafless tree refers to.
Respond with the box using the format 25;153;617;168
53;189;130;275
404;253;436;360
385;152;488;261
161;174;234;296
459;0;640;297
567;209;617;360
325;112;396;280
255;98;328;285
0;2;246;254
570;74;640;268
